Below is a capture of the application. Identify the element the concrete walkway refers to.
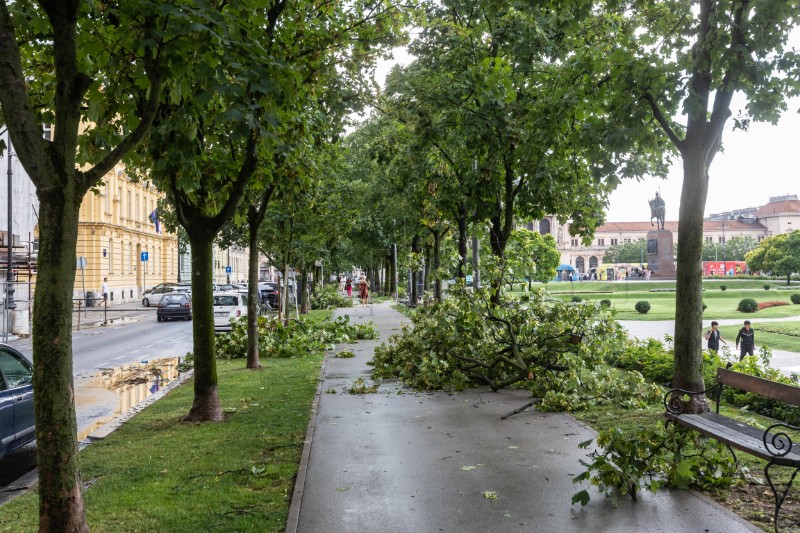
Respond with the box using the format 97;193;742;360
621;317;800;375
288;301;760;533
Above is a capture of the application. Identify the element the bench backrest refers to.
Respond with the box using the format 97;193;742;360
716;367;800;406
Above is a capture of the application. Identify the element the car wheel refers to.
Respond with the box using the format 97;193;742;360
143;297;150;307
157;316;162;322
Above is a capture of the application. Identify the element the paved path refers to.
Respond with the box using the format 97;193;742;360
620;317;800;375
288;301;760;533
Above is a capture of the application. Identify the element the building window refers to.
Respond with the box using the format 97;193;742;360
127;190;132;219
539;219;551;235
597;239;605;246
571;239;579;247
718;236;726;244
104;183;110;213
575;256;585;272
589;256;598;269
611;238;618;245
705;236;713;243
623;238;630;244
135;194;140;222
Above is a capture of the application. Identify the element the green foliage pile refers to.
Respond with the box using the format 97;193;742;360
599;299;611;308
310;284;354;309
720;285;727;291
607;338;724;386
737;298;758;313
634;301;650;314
369;287;661;411
216;315;377;359
764;284;771;290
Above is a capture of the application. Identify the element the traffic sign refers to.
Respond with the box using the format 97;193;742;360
141;252;149;262
76;256;87;269
225;266;232;273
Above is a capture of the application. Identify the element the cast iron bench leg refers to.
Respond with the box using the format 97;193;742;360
764;461;800;532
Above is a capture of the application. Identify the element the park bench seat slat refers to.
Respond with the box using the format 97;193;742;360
716;368;800;406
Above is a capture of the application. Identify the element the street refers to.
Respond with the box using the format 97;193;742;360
1;308;194;491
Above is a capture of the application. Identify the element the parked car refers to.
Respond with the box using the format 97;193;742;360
0;344;35;460
156;293;192;322
213;292;248;332
142;283;180;307
258;281;279;310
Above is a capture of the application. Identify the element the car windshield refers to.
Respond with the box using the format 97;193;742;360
0;350;33;389
213;295;239;306
162;295;188;304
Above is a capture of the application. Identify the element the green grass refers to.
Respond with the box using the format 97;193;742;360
718;321;800;353
528;280;800;321
0;355;324;532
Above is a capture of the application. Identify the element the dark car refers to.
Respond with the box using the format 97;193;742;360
156;293;192;322
0;344;35;460
258;282;279;310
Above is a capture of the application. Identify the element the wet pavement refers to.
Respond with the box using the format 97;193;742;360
288;302;761;533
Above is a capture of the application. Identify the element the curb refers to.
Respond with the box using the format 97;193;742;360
284;355;326;533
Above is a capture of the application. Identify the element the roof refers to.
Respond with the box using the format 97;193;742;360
595;220;766;233
754;199;800;218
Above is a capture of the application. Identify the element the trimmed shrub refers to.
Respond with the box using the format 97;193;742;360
737;298;758;313
599;299;611;308
702;302;707;312
791;294;800;304
720;285;727;291
634;301;651;314
571;296;583;303
764;284;771;290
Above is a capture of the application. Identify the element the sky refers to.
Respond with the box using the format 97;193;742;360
373;30;800;225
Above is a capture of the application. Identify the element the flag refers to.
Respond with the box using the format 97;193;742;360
149;209;160;233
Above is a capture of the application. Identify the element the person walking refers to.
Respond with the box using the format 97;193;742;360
704;321;727;353
735;320;755;361
101;277;109;305
358;276;369;306
346;277;353;298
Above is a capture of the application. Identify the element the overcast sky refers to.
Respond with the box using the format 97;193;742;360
375;28;800;224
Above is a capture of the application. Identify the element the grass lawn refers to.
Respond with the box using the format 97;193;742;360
0;340;328;532
527;280;800;321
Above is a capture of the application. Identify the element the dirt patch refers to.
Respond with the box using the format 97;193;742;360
708;480;800;532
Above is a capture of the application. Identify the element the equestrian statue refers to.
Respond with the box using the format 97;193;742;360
649;192;666;231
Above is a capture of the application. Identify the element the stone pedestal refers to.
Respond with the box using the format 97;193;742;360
646;230;676;279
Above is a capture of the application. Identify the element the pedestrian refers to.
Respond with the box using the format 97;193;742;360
101;277;109;304
735;320;755;361
338;275;345;295
703;321;727;353
358;276;369;306
346;277;352;298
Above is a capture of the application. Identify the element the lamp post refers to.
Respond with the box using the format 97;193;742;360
5;130;16;312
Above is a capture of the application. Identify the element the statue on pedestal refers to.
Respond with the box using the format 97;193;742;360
649;191;666;231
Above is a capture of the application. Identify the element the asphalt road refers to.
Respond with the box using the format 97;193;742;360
1;309;194;490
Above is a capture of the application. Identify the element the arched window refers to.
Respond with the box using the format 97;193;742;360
539;219;551;235
575;257;585;273
589;256;598;269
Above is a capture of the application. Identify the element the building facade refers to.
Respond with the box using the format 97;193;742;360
533;194;800;277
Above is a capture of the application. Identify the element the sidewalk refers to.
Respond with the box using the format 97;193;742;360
71;299;153;329
288;301;759;533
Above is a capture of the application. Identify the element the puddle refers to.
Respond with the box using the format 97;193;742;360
75;357;182;441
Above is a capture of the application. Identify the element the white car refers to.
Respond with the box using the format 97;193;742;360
212;292;248;333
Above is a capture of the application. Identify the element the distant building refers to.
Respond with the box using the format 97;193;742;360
529;194;800;277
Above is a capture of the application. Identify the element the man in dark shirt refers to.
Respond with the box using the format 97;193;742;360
704;321;727;352
735;320;755;361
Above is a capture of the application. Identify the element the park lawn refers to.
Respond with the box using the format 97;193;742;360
0;320;332;532
718;321;800;353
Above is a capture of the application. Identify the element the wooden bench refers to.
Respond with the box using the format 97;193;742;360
664;367;800;531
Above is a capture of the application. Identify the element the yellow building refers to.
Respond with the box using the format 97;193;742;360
75;163;178;304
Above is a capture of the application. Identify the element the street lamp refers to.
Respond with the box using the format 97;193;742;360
5;130;16;312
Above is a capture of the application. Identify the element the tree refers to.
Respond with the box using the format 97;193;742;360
603;240;647;264
746;230;800;285
612;1;800;400
0;2;191;527
501;228;560;290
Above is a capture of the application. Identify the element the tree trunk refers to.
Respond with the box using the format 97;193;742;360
246;216;262;369
423;242;431;291
390;245;397;297
672;149;710;405
184;233;224;421
456;205;468;279
33;191;88;532
411;235;419;304
300;267;309;314
488;214;510;305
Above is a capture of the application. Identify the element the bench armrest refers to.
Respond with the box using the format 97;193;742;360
663;384;722;415
764;422;800;458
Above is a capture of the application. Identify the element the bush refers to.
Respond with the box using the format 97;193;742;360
720;285;727;291
571;296;583;303
310;284;353;310
764;284;771;290
702;302;707;312
737;298;758;313
791;293;800;304
634;301;650;314
599;299;611;308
